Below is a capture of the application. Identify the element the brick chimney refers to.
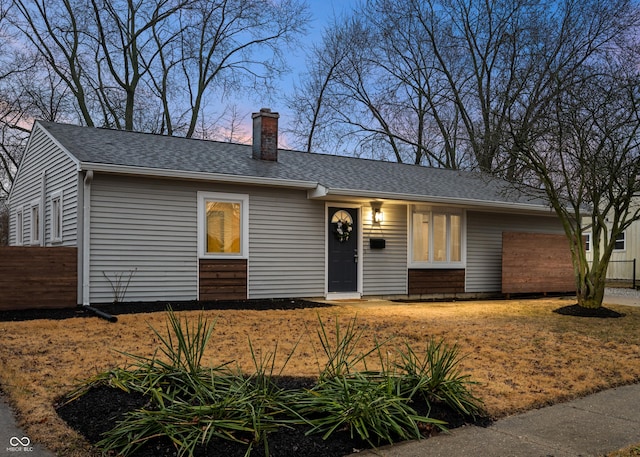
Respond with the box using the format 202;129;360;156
252;108;280;161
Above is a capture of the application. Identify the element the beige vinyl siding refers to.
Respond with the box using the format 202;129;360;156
466;211;564;292
248;187;325;299
8;126;79;246
585;197;640;281
90;176;198;303
362;203;408;296
606;217;640;280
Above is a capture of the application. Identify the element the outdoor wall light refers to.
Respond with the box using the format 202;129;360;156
373;207;384;224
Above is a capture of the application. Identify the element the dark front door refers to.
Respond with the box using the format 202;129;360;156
328;207;358;293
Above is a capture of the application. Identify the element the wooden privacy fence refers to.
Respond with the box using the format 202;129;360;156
0;247;77;310
502;232;576;295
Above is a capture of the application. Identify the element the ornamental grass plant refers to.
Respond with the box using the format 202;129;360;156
65;311;483;456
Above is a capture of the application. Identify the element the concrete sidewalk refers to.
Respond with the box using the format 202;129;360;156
0;396;54;456
353;383;640;457
604;288;640;307
1;381;639;457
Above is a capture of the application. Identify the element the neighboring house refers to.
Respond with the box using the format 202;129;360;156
585;197;640;282
7;109;568;305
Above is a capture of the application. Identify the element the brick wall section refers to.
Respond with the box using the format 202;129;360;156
199;258;247;301
408;269;465;295
502;232;576;294
0;247;77;310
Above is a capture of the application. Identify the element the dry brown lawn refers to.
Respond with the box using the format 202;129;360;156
1;297;640;456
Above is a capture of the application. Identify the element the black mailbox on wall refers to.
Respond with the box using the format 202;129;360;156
370;238;386;249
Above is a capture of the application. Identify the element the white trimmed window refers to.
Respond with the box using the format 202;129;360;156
410;206;464;267
15;207;23;245
614;232;626;251
584;232;591;252
30;199;41;245
197;192;249;258
51;190;63;243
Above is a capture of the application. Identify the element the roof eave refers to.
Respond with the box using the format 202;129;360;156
79;162;318;190
80;163;553;214
309;186;554;214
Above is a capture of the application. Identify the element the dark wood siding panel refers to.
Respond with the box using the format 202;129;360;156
408;269;465;295
199;259;247;301
0;247;77;310
502;232;575;294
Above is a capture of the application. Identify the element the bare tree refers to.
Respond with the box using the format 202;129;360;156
290;0;636;173
515;55;640;309
0;196;7;245
0;0;38;197
289;15;426;163
9;0;309;135
0;0;308;201
287;20;349;154
176;0;308;138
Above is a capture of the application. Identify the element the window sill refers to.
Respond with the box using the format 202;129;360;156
199;253;248;260
408;262;465;269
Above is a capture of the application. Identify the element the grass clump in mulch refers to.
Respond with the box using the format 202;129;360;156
56;308;487;457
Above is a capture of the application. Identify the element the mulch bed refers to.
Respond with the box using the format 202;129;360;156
553;304;625;318
0;299;332;322
46;298;490;456
56;378;490;457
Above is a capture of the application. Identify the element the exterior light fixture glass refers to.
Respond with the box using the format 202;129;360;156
373;208;384;223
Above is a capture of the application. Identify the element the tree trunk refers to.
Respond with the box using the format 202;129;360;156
576;283;605;308
576;270;606;309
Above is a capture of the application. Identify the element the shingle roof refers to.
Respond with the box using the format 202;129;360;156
37;121;551;211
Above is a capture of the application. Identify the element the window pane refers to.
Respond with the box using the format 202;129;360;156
16;211;23;245
52;198;62;240
450;214;461;262
433;213;447;261
206;201;241;253
412;212;429;261
31;205;39;243
614;232;625;250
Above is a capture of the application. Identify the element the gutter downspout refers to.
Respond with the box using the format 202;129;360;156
82;170;93;306
80;170;117;323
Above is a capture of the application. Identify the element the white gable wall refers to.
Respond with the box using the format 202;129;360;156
466;210;565;292
8;126;79;247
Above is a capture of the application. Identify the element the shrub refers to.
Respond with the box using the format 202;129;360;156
65;311;484;457
394;338;485;418
297;372;445;446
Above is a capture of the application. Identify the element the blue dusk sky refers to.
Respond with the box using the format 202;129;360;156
236;0;359;146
